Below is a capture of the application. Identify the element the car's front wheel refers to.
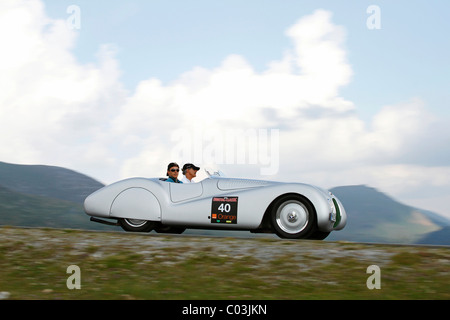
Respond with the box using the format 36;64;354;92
270;195;316;239
119;218;156;232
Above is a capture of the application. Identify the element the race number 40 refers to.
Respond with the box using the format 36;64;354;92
211;197;238;224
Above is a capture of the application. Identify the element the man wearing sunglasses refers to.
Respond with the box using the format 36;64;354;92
166;162;183;183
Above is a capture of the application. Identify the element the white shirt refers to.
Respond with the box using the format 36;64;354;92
181;176;195;183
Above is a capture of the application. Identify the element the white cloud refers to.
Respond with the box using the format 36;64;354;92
0;2;449;217
110;9;358;175
285;10;352;103
0;0;126;177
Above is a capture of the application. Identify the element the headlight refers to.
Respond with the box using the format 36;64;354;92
327;195;337;222
331;198;342;228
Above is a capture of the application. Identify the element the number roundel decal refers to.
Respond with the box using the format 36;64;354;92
211;197;238;224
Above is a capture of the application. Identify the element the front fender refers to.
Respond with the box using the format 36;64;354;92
110;188;161;221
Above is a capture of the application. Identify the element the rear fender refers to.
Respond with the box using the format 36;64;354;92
110;188;161;221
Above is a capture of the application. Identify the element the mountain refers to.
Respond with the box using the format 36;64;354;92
417;227;450;245
1;161;449;244
0;161;107;230
328;185;450;244
0;161;104;203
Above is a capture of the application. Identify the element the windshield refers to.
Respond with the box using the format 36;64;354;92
204;168;226;178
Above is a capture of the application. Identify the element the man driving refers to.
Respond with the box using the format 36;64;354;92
181;163;200;183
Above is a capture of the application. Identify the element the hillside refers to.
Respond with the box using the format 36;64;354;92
0;185;111;230
0;161;449;244
328;185;449;244
0;161;103;203
417;226;450;245
0;161;108;230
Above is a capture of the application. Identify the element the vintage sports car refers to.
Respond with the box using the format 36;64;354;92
84;170;347;239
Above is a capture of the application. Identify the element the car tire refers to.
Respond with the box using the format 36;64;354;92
270;195;316;239
119;218;156;232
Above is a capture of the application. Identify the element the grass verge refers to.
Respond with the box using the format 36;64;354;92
0;227;448;299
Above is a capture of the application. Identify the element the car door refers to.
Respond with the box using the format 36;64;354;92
169;182;203;202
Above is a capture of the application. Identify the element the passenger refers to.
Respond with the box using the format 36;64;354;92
181;163;200;183
166;162;183;183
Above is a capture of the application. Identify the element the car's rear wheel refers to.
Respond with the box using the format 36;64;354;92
270;195;316;239
119;218;156;232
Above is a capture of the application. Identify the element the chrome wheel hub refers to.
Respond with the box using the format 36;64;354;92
287;211;298;223
276;200;309;234
124;219;147;227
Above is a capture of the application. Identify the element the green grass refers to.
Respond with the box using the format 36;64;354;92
0;227;448;299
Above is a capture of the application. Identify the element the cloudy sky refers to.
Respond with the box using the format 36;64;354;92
1;0;449;218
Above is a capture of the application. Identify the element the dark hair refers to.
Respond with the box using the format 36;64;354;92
182;163;200;175
166;162;179;176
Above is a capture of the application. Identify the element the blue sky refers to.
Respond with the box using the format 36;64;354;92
1;0;450;219
42;0;450;121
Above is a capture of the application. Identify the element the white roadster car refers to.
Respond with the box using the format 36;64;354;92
84;170;347;239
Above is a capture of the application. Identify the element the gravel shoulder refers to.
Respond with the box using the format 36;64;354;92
0;226;448;299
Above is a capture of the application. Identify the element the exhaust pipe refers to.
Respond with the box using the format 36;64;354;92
90;216;119;226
